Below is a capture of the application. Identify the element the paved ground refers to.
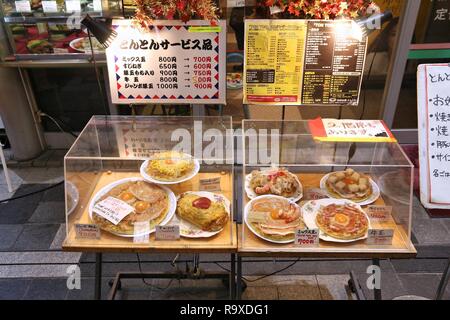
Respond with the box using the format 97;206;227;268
1;150;450;300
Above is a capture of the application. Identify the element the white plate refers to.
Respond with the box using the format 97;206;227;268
301;198;371;243
88;177;176;238
244;170;303;202
66;181;79;216
320;173;380;206
69;37;104;54
174;191;231;238
244;195;302;244
140;154;200;185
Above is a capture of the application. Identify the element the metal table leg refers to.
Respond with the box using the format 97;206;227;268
435;257;450;300
236;255;242;300
230;253;236;300
95;253;102;300
372;258;382;300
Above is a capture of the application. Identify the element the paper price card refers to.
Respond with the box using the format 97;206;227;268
65;0;81;12
294;229;319;247
155;225;180;241
366;229;394;246
75;224;100;239
303;188;329;201
15;1;32;12
199;177;221;192
42;1;58;12
133;221;150;244
92;196;134;225
366;206;392;222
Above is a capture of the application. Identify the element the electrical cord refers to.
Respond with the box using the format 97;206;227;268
214;258;301;283
136;253;177;291
40;113;78;138
0;181;64;203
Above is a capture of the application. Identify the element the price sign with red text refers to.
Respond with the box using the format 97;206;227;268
107;20;226;105
294;229;319;247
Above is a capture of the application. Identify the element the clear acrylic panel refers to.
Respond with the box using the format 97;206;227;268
64;116;235;251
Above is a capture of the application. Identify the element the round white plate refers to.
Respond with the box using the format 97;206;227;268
244;171;303;203
69;37;104;54
88;177;176;238
301;198;371;243
320;173;380;206
174;191;231;238
140;154;200;185
66;181;79;216
244;195;302;244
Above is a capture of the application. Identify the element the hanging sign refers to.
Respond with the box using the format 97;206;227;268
243;19;367;106
418;63;450;209
106;20;226;105
308;117;397;143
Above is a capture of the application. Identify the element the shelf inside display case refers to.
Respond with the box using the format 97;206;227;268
62;116;236;253
240;120;417;258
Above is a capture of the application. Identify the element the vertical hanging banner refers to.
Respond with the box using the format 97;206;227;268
243;19;367;106
107;20;226;104
418;64;450;209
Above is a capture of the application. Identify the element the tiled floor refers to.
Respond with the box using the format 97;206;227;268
0;161;450;300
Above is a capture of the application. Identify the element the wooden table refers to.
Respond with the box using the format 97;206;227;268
62;171;237;299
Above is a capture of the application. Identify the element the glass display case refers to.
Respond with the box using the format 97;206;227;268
63;116;235;252
0;0;121;56
240;120;416;256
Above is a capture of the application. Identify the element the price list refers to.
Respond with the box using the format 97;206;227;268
107;20;226;104
302;20;366;105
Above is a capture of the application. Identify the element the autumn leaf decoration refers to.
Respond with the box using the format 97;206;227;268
261;0;375;19
133;0;219;28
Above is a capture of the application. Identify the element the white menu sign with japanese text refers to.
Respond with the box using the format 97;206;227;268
106;20;226;105
418;64;450;209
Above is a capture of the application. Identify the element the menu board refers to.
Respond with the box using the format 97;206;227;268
244;20;367;106
107;20;226;105
418;64;450;209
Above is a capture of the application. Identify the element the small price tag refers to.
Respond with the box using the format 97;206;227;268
133;221;150;244
303;188;329;201
155;225;180;240
199;177;221;192
227;0;245;7
65;0;81;12
75;224;100;239
295;229;319;247
366;206;393;222
367;229;394;245
42;0;58;13
92;196;134;225
15;0;32;13
53;48;69;54
93;0;102;11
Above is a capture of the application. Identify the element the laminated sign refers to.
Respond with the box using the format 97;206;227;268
106;20;226;104
244;20;367;106
418;64;450;209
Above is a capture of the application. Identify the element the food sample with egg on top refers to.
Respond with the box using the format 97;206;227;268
176;193;229;232
325;168;372;202
315;203;369;240
246;196;305;242
146;151;195;182
91;180;169;235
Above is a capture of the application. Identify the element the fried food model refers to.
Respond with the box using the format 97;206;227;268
146;151;195;182
249;168;301;199
326;168;372;202
315;203;369;240
92;181;169;235
177;193;229;232
247;197;305;242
